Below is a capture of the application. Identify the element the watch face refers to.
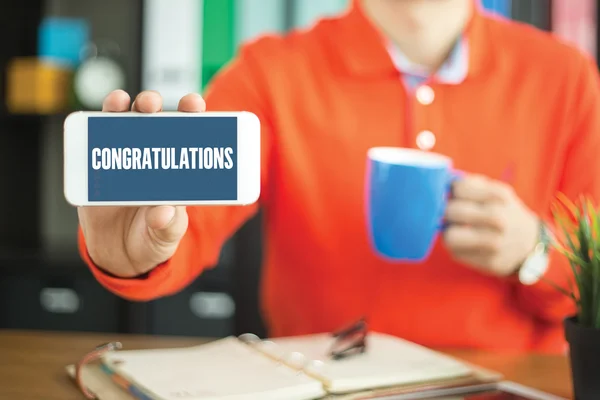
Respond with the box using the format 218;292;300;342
74;57;126;110
519;251;550;286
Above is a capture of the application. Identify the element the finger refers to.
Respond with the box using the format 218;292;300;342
445;200;505;231
146;206;176;230
451;247;495;262
443;225;501;253
102;90;131;112
452;250;514;277
452;174;511;203
451;253;497;274
131;91;163;113
145;206;188;244
178;93;206;112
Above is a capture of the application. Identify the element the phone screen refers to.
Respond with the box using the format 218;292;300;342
87;116;238;202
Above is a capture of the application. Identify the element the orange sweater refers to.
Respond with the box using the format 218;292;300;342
80;2;600;353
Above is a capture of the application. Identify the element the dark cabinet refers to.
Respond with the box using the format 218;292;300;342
0;262;125;333
147;286;236;338
148;240;236;337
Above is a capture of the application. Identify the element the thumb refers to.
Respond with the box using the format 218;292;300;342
145;206;188;244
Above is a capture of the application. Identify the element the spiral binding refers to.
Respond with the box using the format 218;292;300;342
238;317;367;378
238;332;329;378
75;341;123;399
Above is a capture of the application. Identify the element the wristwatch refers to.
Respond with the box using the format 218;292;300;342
518;221;552;285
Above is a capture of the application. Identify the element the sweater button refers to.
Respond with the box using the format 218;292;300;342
416;130;436;150
416;85;435;105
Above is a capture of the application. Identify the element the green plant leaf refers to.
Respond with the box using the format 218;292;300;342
541;275;578;302
554;210;579;255
588;202;600;327
550;195;600;327
555;192;579;222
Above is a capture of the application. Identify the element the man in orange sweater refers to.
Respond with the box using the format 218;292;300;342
77;0;600;353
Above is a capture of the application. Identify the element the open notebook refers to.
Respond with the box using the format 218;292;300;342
67;332;502;400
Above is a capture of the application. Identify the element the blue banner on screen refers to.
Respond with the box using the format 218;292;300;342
88;116;238;202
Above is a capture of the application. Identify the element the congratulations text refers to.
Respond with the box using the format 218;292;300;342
91;147;235;170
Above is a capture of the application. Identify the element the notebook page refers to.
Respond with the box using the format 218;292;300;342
269;332;473;394
101;337;326;400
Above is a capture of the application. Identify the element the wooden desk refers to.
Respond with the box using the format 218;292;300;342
0;329;573;399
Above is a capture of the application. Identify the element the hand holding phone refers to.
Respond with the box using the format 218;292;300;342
76;90;210;277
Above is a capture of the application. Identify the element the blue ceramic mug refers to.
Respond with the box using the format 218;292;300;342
365;147;460;262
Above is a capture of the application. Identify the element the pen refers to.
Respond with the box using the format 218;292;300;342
329;318;368;360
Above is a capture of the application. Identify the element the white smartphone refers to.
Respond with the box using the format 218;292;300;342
63;111;261;206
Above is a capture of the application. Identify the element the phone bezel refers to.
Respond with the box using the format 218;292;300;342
63;111;261;206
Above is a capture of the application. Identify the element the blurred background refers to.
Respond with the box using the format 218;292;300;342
0;0;596;340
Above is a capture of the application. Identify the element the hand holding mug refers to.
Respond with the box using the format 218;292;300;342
365;147;539;278
443;174;540;277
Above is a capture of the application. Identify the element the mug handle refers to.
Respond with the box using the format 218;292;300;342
448;169;465;192
439;169;465;231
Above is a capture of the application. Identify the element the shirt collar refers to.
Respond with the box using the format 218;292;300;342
387;37;470;85
332;0;492;80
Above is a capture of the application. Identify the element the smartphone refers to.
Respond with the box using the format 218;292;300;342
63;111;261;206
382;381;567;400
